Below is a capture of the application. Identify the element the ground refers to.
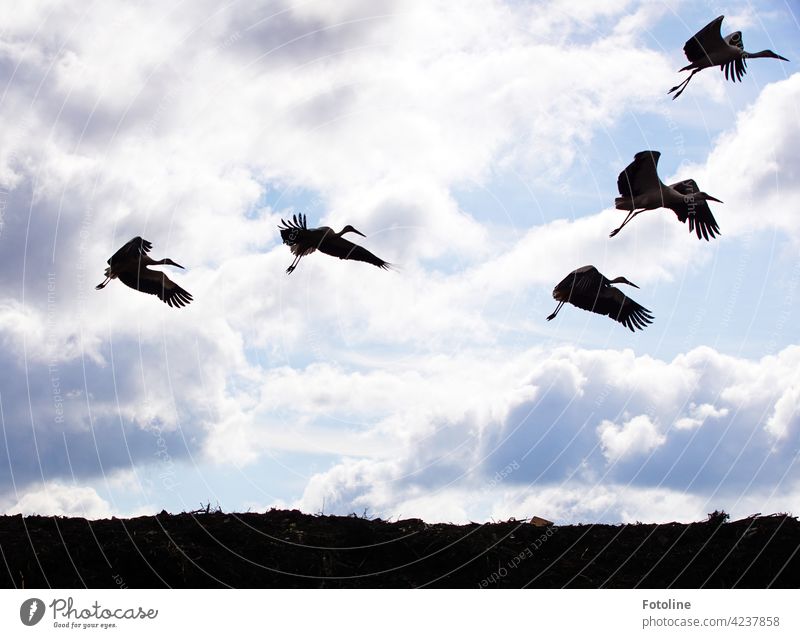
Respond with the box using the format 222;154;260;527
0;509;797;588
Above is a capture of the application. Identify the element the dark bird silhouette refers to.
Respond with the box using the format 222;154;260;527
669;15;789;99
95;237;193;308
611;150;722;240
546;265;654;332
279;213;392;274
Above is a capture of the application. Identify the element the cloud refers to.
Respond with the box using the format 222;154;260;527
682;74;800;239
4;482;114;519
598;414;665;461
674;402;729;431
766;384;800;441
286;343;800;522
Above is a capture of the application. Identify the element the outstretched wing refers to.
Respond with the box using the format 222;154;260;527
317;235;392;269
569;285;654;332
669;179;721;241
108;236;152;265
278;213;308;246
683;15;726;64
722;32;747;81
594;287;653;332
618;151;661;199
117;270;193;308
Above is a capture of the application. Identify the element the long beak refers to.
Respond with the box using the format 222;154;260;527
778;55;789;62
627;281;640;289
706;194;723;204
352;229;366;238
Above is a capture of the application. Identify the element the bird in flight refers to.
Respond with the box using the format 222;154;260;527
611;150;722;240
669;15;789;99
546;265;654;332
279;213;392;274
95;237;193;308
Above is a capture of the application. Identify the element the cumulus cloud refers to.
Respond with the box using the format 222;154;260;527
598;415;665;461
674;402;729;431
682;74;800;240
4;483;114;519
287;343;800;522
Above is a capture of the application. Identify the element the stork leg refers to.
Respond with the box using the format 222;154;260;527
668;69;699;100
546;301;565;321
286;255;302;274
609;209;644;238
95;277;110;290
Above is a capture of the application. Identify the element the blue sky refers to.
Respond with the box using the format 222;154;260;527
1;0;799;523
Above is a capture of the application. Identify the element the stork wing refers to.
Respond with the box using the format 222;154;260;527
554;265;604;295
617;151;661;198
117;269;193;308
669;179;721;241
722;32;746;82
569;285;654;332
108;236;152;265
278;213;308;245
317;236;392;269
683;16;726;64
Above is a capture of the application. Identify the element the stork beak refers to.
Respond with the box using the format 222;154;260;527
778;54;789;62
627;280;640;289
352;228;366;238
706;194;723;204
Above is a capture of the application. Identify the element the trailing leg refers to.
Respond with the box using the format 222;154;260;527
609;209;644;238
286;255;302;274
546;301;565;321
668;69;699;99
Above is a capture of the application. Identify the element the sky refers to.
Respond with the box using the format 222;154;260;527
0;0;799;524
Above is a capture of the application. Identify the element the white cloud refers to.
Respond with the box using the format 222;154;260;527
766;382;800;440
4;483;114;519
682;74;800;239
598;414;665;461
675;402;729;430
285;343;800;522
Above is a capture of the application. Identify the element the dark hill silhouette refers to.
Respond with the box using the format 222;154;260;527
0;509;797;587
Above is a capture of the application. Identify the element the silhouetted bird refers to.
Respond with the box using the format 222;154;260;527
611;150;722;240
546;265;654;332
279;213;392;274
95;237;192;308
669;15;788;99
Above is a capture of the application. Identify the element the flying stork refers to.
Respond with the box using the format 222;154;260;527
279;213;392;274
546;265;654;332
610;150;722;240
95;237;193;308
669;15;789;99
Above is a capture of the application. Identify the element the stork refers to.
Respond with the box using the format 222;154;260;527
546;265;654;332
610;150;722;240
279;213;392;274
95;237;193;308
669;15;788;99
